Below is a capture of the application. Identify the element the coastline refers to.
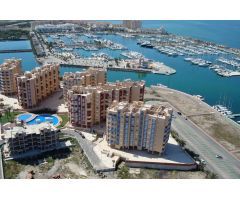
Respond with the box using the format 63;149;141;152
148;85;240;159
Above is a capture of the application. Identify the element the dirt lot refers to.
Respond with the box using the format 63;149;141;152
112;163;208;179
133;169;207;179
148;86;240;158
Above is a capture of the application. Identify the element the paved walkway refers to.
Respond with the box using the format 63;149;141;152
0;150;4;179
62;128;115;172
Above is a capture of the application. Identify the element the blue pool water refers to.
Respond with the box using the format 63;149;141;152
17;114;60;126
17;113;33;121
27;114;59;126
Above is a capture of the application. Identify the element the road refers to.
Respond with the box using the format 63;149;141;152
62;128;111;172
0;150;4;179
172;111;240;178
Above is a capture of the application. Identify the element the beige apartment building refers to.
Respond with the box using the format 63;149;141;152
106;101;173;154
63;68;107;102
17;64;60;109
0;58;22;95
122;20;142;30
1;122;59;158
67;80;145;128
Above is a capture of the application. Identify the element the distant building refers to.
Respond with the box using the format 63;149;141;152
0;59;22;95
30;32;46;57
63;68;107;102
67;80;145;128
123;20;142;30
2;122;60;158
140;27;168;35
35;23;76;33
17;64;60;109
106;101;173;154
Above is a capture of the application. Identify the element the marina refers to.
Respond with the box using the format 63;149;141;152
0;21;240;124
212;104;240;124
184;58;212;67
121;51;145;59
40;28;240;79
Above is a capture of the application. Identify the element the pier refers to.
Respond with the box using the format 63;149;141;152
0;49;32;53
228;114;240;118
38;56;176;75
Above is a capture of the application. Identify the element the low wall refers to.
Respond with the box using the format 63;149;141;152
126;160;197;171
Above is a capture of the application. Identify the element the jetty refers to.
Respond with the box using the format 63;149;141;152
38;56;176;75
0;49;32;53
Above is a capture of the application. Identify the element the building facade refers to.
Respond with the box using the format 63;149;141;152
17;64;60;109
122;20;142;30
63;68;107;102
0;59;22;95
106;101;173;154
67;80;145;128
2;123;59;158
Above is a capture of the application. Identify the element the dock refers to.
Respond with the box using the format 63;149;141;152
0;49;32;53
39;56;176;75
228;114;240;118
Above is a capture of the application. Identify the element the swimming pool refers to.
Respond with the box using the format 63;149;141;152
17;113;33;121
17;113;61;126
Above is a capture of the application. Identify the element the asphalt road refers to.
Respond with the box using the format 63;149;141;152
62;128;109;172
172;111;240;178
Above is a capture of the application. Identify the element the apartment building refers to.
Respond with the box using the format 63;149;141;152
67;80;145;128
2;122;59;157
0;59;22;95
122;20;142;30
106;101;173;154
17;64;60;109
63;68;107;102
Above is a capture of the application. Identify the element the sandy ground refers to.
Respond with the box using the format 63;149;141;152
148;86;240;159
16;148;98;179
0;88;68;113
128;168;207;179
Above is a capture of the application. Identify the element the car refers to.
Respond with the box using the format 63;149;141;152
216;154;223;159
200;159;206;165
177;112;182;115
74;130;81;133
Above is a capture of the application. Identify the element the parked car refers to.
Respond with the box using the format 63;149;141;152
216;154;223;159
74;130;81;133
200;159;206;165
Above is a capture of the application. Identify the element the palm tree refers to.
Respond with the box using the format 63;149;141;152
3;107;8;121
7;106;12;120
